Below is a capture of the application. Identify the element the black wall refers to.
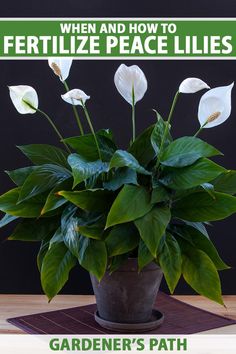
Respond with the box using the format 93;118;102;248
0;1;236;296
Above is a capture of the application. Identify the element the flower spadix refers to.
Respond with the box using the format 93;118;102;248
61;89;90;106
198;83;234;128
8;85;38;114
179;78;210;93
48;58;73;82
114;64;147;105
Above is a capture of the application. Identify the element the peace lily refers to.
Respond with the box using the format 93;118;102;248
8;85;38;114
48;58;73;82
61;89;90;106
198;83;234;129
114;64;147;105
179;78;210;94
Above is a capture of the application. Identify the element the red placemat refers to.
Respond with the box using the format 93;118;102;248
7;292;236;334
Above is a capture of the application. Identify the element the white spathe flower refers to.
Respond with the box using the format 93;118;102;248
61;89;90;106
198;83;234;128
48;58;73;82
179;78;210;93
114;64;147;105
8;85;38;114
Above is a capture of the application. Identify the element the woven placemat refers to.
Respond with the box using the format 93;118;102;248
7;292;236;334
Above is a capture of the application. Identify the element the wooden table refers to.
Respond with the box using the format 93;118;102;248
0;295;235;334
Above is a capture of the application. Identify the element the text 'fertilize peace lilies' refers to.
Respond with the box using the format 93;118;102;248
2;59;236;307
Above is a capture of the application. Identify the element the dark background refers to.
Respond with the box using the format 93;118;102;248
0;1;236;296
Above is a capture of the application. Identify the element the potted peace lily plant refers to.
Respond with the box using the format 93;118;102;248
1;59;236;331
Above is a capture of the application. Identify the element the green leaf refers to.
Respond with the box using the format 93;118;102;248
160;158;225;190
6;166;37;186
8;217;59;241
180;240;224;305
105;223;139;257
41;178;72;215
59;189;114;213
37;239;50;271
173;191;236;222
160;136;222;167
158;233;182;293
103;168;137;191
106;185;152;228
135;206;171;257
19;164;71;202
183;221;209;238
174;225;229;270
41;242;77;301
212;170;236;195
68;154;108;188
0;187;45;218
151;111;172;154
128;125;156;166
78;236;107;280
108;254;129;274
64;130;117;162
138;239;154;271
109;150;151;175
0;213;18;228
201;183;215;199
151;184;169;204
18;144;69;168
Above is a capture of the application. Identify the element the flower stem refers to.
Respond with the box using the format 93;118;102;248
63;81;84;136
131;86;136;143
23;100;71;153
194;121;208;137
81;102;102;160
159;90;179;157
37;108;71;153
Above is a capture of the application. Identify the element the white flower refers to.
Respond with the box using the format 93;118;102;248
198;83;234;128
61;89;90;106
179;78;210;93
48;58;73;82
8;85;38;114
114;64;147;105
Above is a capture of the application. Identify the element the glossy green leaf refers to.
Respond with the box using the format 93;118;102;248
41;178;72;215
151;111;172;154
103;168;137;191
135;206;171;257
174;225;229;270
109;150;151;175
151;184;169;204
37;239;50;271
8;217;59;241
160;136;222;167
128;125;156;166
64;130;117;162
18;144;69;168
59;189;114;212
138;239;154;271
180;240;224;305
41;242;77;301
0;187;45;218
173;191;236;222
68;154;108;188
78;236;107;280
0;213;18;228
160;158;225;190
158;233;182;293
6;166;37;186
183;221;209;238
106;223;139;256
212;170;236;195
106;185;152;228
19;164;71;202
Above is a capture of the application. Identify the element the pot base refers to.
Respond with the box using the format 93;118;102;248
94;309;164;333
